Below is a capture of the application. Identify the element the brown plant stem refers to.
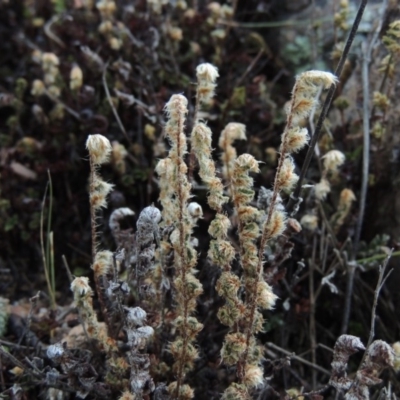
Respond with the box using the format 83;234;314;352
89;157;97;262
175;108;190;400
188;88;201;182
219;131;233;197
238;80;302;375
87;158;112;334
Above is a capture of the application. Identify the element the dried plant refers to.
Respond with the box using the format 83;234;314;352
64;67;349;399
3;2;400;400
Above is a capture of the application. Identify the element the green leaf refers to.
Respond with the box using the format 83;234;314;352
4;215;18;232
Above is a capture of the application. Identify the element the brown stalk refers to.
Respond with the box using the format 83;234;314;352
175;107;190;400
89;157;97;262
238;81;301;375
88;157;112;335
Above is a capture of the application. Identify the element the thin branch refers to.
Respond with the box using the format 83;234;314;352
356;250;400;265
365;251;393;352
265;342;331;376
102;63;130;142
44;89;81;120
44;15;66;48
0;338;42;352
341;261;357;334
287;0;368;214
316;201;339;249
88;157;97;261
220;49;265;127
354;40;371;257
219;17;333;29
61;255;73;283
0;346;33;372
309;235;318;389
0;346;75;394
341;0;388;333
40;181;56;309
354;0;388;254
